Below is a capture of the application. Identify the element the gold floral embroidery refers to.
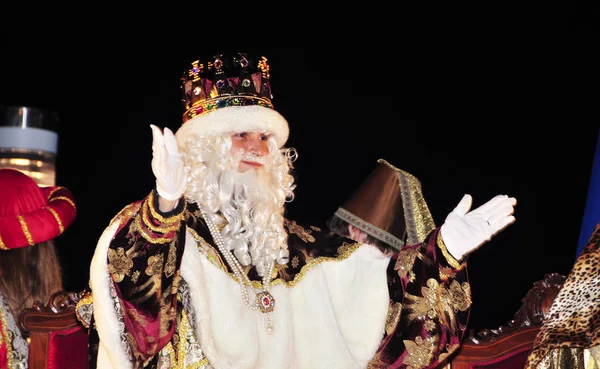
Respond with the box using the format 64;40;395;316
436;280;472;331
395;248;421;282
310;225;321;232
424;320;437;331
108;247;134;283
438;343;461;363
171;273;181;294
284;219;316;243
165;242;177;278
386;302;403;335
291;256;300;269
405;278;471;332
446;280;472;312
402;335;437;369
404;278;439;324
146;253;164;276
439;266;457;281
337;241;355;256
128;308;149;326
131;270;140;283
160;305;177;337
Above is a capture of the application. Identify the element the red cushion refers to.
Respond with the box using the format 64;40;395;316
469;346;531;369
48;326;88;369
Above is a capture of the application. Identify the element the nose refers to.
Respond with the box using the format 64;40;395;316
245;135;269;157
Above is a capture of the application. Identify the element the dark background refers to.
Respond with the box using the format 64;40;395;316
0;20;598;336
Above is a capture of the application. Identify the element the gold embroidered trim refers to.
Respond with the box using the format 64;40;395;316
386;302;403;335
179;310;209;368
134;216;174;244
75;291;94;329
46;187;61;199
0;234;7;250
187;226;230;272
188;227;363;289
17;215;34;246
378;158;436;245
45;206;64;233
436;232;464;270
0;306;14;369
49;195;76;209
142;200;181;233
148;191;185;224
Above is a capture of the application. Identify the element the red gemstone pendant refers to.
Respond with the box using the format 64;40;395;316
256;291;275;313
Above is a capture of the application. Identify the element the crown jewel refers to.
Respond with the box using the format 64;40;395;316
181;52;274;122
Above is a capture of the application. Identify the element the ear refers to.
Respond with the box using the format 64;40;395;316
348;225;368;243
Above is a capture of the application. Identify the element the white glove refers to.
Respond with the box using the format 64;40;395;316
150;124;187;201
440;194;517;261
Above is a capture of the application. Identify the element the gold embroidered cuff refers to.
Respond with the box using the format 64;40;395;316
148;190;185;224
437;232;465;270
142;200;181;234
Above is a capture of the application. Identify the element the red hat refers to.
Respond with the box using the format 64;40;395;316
0;169;76;250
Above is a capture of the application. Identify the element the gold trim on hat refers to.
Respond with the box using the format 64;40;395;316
46;206;64;233
17;215;34;246
334;207;404;249
378;159;436;245
49;195;76;209
0;234;7;250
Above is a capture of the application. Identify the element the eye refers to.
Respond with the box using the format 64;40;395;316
260;134;270;141
232;132;247;139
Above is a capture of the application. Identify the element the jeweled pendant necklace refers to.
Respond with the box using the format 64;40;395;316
200;208;276;332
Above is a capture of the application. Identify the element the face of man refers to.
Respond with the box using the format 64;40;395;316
180;129;293;275
229;131;270;172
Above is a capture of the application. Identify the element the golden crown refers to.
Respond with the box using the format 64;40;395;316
180;52;275;122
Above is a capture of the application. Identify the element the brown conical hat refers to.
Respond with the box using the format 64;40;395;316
330;159;436;251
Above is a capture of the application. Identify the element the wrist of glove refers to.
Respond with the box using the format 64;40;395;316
440;194;517;261
156;179;186;202
150;124;187;202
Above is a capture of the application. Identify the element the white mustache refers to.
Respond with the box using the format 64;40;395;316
239;152;265;165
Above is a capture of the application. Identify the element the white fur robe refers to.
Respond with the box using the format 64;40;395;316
90;219;391;369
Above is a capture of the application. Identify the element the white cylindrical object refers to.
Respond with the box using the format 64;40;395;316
0;127;58;153
0;106;59;187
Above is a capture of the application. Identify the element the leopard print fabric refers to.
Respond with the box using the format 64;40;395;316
525;222;600;369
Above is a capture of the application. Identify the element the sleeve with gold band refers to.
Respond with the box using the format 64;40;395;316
104;189;187;365
369;227;472;369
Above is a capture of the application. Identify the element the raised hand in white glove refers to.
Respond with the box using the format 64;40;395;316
150;124;187;201
440;194;517;261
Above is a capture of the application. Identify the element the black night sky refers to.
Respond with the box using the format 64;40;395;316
1;23;598;336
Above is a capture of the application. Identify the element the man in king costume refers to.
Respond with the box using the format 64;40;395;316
76;52;518;369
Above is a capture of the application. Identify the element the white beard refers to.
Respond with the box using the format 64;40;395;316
186;162;290;277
